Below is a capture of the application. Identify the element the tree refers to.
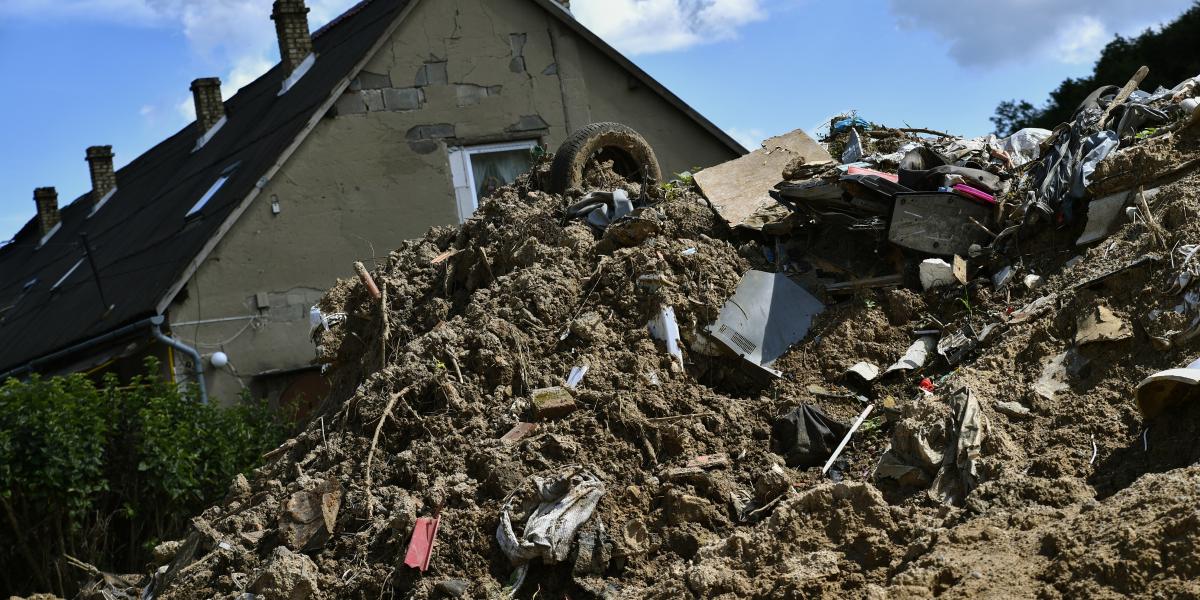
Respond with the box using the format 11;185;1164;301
992;2;1200;132
990;99;1040;136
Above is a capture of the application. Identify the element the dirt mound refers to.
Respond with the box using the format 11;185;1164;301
116;87;1200;599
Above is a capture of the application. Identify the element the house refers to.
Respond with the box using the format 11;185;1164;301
0;0;744;408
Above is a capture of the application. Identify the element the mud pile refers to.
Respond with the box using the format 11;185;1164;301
124;76;1200;599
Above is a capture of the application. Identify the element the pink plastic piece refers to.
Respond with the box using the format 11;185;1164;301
952;183;995;205
404;515;441;572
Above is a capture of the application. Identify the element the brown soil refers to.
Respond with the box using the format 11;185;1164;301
127;132;1200;599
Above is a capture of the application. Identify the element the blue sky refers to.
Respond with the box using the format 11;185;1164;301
0;0;1195;241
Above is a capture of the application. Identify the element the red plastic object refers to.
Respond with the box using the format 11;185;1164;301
404;515;441;572
919;378;935;393
846;166;899;183
951;183;996;205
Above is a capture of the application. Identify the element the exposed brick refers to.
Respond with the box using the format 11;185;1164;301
414;61;448;86
357;70;392;90
362;89;385;112
383;87;423;111
85;145;116;203
455;84;501;107
189;77;225;132
271;0;313;74
33;187;59;237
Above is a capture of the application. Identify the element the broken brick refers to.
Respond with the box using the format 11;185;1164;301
531;386;577;421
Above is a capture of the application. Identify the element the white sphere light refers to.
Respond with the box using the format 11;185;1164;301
210;351;229;368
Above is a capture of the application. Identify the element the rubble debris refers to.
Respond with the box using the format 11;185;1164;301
822;404;874;475
530;386;577;421
919;258;956;290
1033;352;1071;401
771;405;849;469
707;270;824;377
1136;357;1200;418
278;477;341;551
500;422;537;445
120;83;1200;598
497;468;605;592
846;361;880;384
647;305;683;368
251;547;321;600
890;192;994;256
1075;304;1132;345
995;400;1032;418
404;514;441;572
884;336;937;375
694;129;832;229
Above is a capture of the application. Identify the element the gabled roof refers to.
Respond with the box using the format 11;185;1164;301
0;0;743;376
0;0;412;375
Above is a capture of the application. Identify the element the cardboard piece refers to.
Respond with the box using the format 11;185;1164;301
694;129;832;229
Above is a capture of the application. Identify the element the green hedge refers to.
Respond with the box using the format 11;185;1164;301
0;359;288;597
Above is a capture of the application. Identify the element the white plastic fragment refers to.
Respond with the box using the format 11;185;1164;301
1023;274;1045;291
919;259;956;290
680;247;697;256
648;305;684;367
884;337;937;375
846;362;880;382
565;365;588;389
822;404;874;475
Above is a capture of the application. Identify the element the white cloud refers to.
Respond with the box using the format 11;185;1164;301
887;0;1194;67
572;0;766;54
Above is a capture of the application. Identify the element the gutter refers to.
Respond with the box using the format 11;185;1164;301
0;315;209;404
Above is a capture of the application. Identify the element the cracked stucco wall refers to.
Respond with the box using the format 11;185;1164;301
168;0;739;404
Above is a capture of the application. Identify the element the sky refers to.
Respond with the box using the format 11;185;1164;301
0;0;1194;242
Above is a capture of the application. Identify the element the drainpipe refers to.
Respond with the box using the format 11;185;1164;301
150;315;208;404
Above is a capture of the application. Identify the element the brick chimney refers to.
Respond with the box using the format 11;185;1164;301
190;77;226;133
33;187;60;238
85;146;116;204
272;0;314;75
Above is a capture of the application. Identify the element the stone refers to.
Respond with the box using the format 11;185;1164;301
435;579;470;597
278;477;341;551
531;386;577;420
251;546;320;600
994;400;1031;418
500;422;537;445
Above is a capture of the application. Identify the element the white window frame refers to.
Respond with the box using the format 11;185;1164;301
448;140;538;222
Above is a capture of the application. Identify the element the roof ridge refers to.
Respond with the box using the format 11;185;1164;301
313;0;375;38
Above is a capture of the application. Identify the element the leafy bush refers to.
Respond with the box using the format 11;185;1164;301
0;359;288;597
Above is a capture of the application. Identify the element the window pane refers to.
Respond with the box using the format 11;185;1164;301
470;149;532;202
